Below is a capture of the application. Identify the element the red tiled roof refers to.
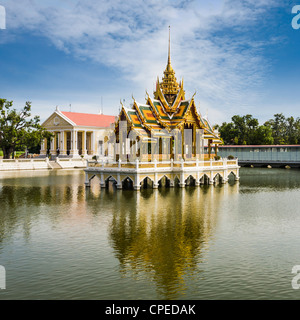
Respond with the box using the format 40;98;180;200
61;111;116;128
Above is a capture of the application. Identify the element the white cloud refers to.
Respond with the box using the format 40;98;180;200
2;0;283;122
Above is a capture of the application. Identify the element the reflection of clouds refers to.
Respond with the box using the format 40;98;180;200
108;184;239;299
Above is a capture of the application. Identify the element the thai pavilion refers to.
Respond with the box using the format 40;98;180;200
84;32;240;190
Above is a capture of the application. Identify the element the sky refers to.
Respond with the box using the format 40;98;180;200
0;0;300;125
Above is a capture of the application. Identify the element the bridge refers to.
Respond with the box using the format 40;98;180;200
218;145;300;168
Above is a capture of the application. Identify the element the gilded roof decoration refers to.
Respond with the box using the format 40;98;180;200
115;28;222;145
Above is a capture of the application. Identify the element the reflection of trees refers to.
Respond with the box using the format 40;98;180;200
0;170;240;299
244;168;300;190
0;171;88;244
108;186;227;299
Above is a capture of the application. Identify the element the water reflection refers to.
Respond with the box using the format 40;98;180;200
0;170;88;245
107;183;239;299
0;169;240;299
240;168;300;191
2;168;300;299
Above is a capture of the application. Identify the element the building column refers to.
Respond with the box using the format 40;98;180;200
71;129;79;157
60;131;66;155
215;144;218;156
179;175;186;187
85;172;90;187
40;138;47;156
179;159;186;187
132;160;140;190
235;168;240;181
100;172;106;188
223;165;228;184
55;132;60;156
50;134;56;156
209;171;214;184
82;131;87;156
116;173;122;189
65;131;70;156
196;165;200;186
208;139;212;159
153;160;159;188
91;131;95;156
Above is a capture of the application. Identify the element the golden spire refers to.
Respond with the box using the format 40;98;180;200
167;25;171;69
160;26;179;105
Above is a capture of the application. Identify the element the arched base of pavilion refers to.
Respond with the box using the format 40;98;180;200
84;160;240;191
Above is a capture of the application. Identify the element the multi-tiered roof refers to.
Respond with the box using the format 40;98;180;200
116;30;221;144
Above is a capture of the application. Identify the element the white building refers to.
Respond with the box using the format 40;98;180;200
41;107;116;158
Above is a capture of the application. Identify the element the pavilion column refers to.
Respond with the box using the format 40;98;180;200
192;124;196;157
208;139;212;159
181;128;185;160
82;131;87;156
50;134;56;156
40;138;47;156
65;131;69;156
215;144;218;157
91;131;95;156
86;132;92;156
71;129;79;157
60;131;66;155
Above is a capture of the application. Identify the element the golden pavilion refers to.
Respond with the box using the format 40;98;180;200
114;31;221;162
84;30;240;190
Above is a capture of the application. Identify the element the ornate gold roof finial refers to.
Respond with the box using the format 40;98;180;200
167;25;171;68
160;25;179;105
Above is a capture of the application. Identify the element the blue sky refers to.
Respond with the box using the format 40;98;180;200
0;0;300;125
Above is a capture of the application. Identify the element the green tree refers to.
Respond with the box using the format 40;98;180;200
0;99;53;159
264;113;286;144
215;122;236;145
285;116;298;144
218;114;260;145
218;113;300;146
294;118;300;144
218;114;275;145
252;125;274;145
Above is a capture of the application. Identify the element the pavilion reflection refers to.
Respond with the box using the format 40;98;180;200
108;183;239;299
0;171;239;299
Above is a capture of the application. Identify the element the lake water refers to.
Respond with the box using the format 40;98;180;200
1;167;300;300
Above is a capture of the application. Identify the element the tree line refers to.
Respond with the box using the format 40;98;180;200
215;114;300;145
